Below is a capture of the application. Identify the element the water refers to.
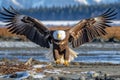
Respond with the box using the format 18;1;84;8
0;41;120;64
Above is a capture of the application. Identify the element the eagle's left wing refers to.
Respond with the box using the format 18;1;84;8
0;7;51;48
69;8;117;48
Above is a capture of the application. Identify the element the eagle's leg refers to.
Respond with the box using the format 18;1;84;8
63;47;69;66
53;49;61;64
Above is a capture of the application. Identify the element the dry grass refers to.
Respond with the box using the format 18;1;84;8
0;28;27;41
102;26;120;40
0;26;120;41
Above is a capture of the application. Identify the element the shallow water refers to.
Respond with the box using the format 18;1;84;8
0;41;120;64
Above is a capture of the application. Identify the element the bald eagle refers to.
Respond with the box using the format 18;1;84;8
0;7;117;66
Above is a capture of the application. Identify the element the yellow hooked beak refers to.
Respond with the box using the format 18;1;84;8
57;33;61;39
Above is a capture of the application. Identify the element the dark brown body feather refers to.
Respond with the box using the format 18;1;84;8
51;30;70;60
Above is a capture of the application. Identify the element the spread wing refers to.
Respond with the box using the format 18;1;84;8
0;7;51;48
69;8;117;48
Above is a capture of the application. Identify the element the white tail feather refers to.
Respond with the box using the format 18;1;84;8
45;48;78;64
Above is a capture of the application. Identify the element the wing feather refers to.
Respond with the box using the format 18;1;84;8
69;8;117;48
0;7;51;48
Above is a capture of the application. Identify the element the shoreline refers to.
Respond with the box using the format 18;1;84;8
0;58;120;80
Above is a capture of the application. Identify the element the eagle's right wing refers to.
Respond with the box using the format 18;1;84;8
69;8;117;48
0;7;51;48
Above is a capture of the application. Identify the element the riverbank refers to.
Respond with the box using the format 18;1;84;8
0;58;120;80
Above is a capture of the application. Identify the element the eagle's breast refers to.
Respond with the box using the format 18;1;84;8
52;30;69;51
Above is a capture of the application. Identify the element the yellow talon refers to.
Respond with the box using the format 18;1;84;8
55;59;61;64
64;60;69;66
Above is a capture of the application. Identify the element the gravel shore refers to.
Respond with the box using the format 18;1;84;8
0;58;120;80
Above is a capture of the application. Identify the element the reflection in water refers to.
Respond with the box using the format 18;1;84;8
0;41;120;64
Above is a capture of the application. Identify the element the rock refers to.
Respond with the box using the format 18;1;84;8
71;62;80;65
24;58;33;66
9;73;17;78
80;76;86;80
24;76;39;80
51;76;60;80
0;61;5;65
44;75;81;80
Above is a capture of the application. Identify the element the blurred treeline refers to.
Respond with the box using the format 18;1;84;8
17;2;120;20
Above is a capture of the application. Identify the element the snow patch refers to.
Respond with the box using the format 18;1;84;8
74;0;89;5
32;73;45;78
33;64;47;68
11;0;23;8
93;0;102;3
44;69;62;74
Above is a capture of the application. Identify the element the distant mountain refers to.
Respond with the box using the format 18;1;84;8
0;0;119;9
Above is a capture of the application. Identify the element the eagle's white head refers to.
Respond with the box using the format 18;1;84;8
53;30;66;40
